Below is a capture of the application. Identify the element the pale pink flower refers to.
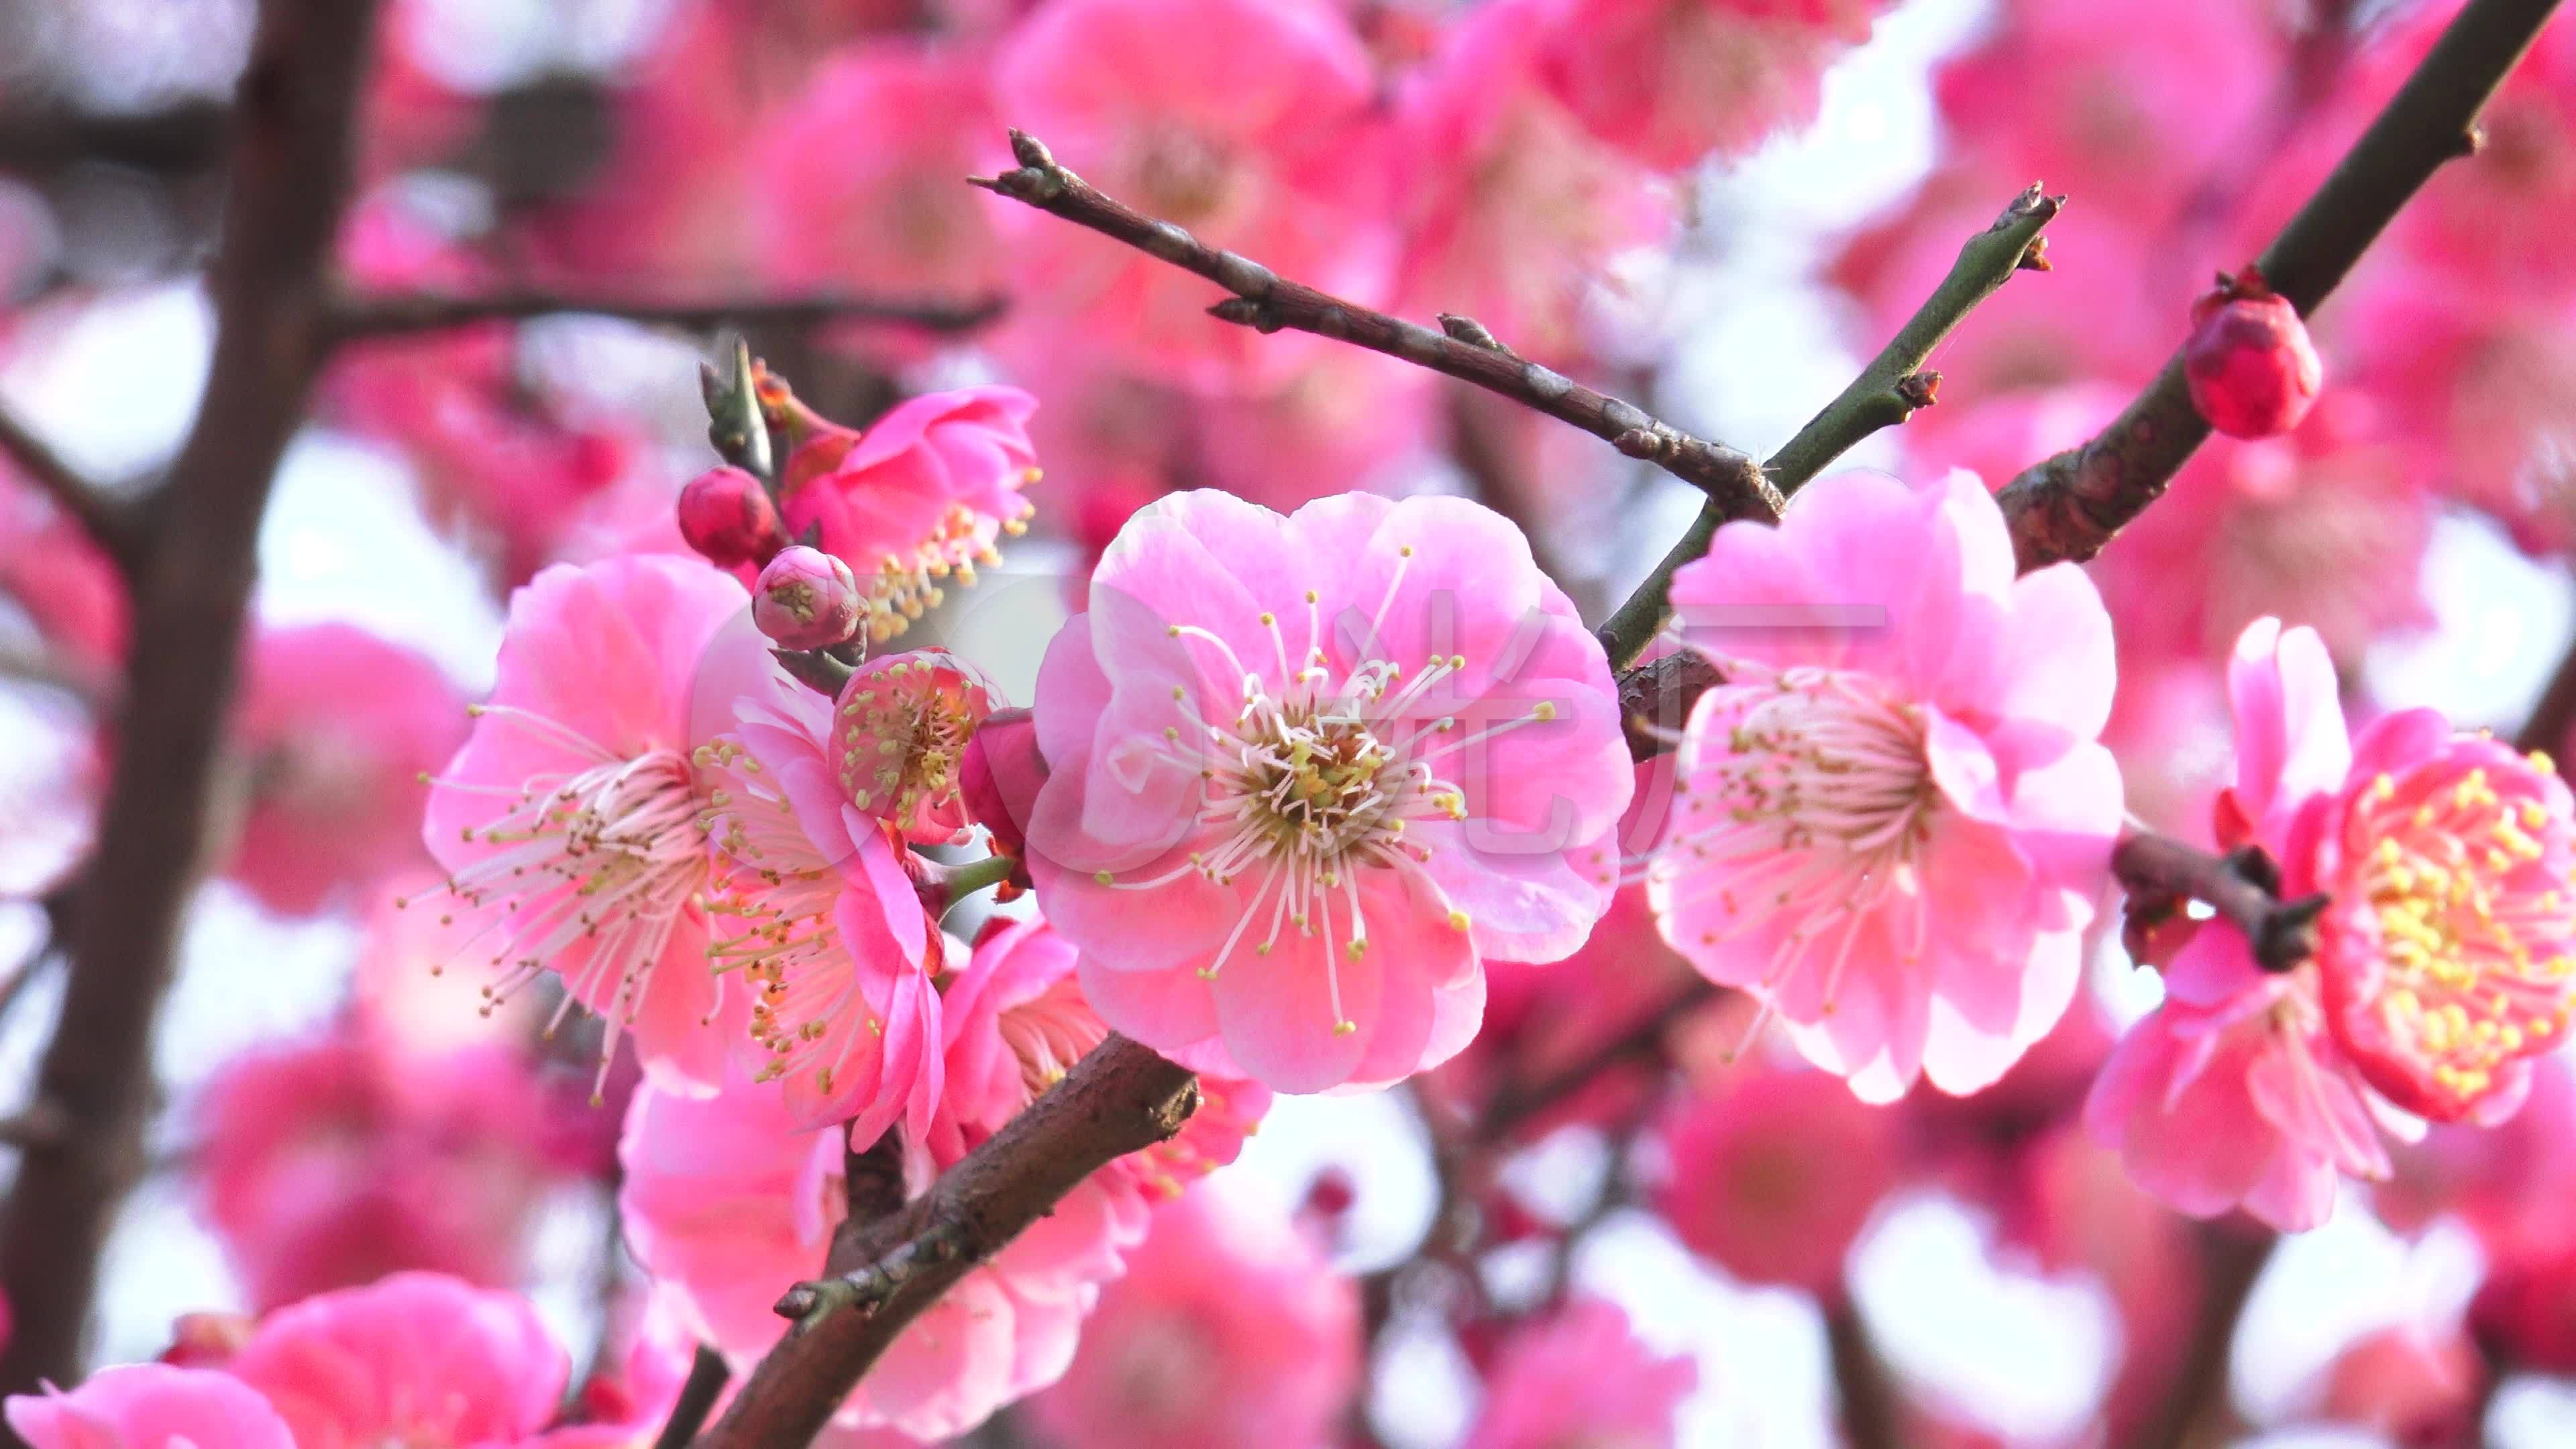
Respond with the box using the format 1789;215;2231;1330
352;869;542;1057
2312;1324;2487;1448
1024;490;1632;1093
224;623;464;916
1393;0;1671;360
1648;470;2123;1100
0;464;127;666
1654;1064;1898;1294
990;0;1398;390
1460;1297;1698;1449
1024;1183;1359;1449
759;43;1010;302
699;666;947;1142
421;555;750;1095
193;1034;561;1310
227;1273;568;1449
1536;0;1887;170
775;386;1039;644
619;1055;1130;1438
2086;619;2400;1230
5;1364;294;1449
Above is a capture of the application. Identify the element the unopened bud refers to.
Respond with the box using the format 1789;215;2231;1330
753;545;861;651
678;465;787;568
2184;269;2322;439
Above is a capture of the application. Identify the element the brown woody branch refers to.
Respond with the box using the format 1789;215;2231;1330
326;288;1008;343
692;1035;1197;1448
0;98;231;182
1998;0;2562;570
0;0;385;1408
0;400;142;576
2112;833;2329;973
971;130;1779;523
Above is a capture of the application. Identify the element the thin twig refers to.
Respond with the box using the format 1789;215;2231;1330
1474;981;1717;1147
649;1348;731;1449
2516;634;2576;759
2112;833;2329;973
693;1035;1197;1448
1764;184;2060;493
2125;1226;2275;1449
0;400;140;576
1591;186;2059;669
326;288;1007;343
1998;0;2562;570
1823;1300;1906;1449
971;130;1778;522
1617;650;1725;760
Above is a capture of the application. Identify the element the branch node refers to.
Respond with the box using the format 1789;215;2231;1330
1894;370;1943;412
1436;312;1515;356
1212;251;1278;298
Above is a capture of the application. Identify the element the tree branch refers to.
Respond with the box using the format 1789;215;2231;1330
0;0;384;1406
1764;185;2060;494
0;98;231;182
1823;1300;1905;1449
2125;1226;2275;1449
1591;186;2059;669
1998;0;2561;570
325;289;1008;343
650;1348;732;1449
1473;980;1718;1148
971;130;1778;522
2516;631;2576;759
2112;833;2329;973
692;1035;1197;1448
0;401;142;577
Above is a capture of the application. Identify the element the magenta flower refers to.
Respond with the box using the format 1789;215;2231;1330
2087;620;2396;1230
1024;1183;1359;1449
700;668;946;1142
227;1273;568;1449
2093;617;2576;1229
776;386;1038;644
1461;1296;1699;1449
227;621;465;916
5;1364;293;1449
2310;709;2576;1123
1024;490;1632;1093
1536;0;1888;170
421;555;751;1095
1654;1063;1899;1295
1648;470;2123;1100
830;649;998;848
991;0;1397;390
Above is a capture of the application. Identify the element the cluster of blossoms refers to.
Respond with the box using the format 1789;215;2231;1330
18;0;2576;1443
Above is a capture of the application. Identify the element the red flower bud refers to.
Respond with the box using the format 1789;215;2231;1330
752;545;861;651
959;706;1044;858
2184;269;2322;439
676;465;786;569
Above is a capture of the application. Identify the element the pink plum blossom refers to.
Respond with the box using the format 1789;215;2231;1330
775;386;1039;644
1536;0;1888;170
1648;470;2123;1101
226;1273;568;1449
700;665;947;1141
1654;1064;1898;1294
759;43;1010;303
828;650;998;848
1393;0;1671;360
990;0;1397;390
2087;619;2396;1230
1024;1183;1358;1449
225;622;464;916
1024;490;1632;1093
193;1034;563;1310
5;1364;294;1449
421;554;751;1095
1460;1297;1698;1449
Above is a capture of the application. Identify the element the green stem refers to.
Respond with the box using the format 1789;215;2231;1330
938;851;1019;910
1592;186;2061;670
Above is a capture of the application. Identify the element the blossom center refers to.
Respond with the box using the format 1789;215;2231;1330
1091;568;1550;1033
2337;749;2576;1113
1658;662;1939;1014
419;707;711;1093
